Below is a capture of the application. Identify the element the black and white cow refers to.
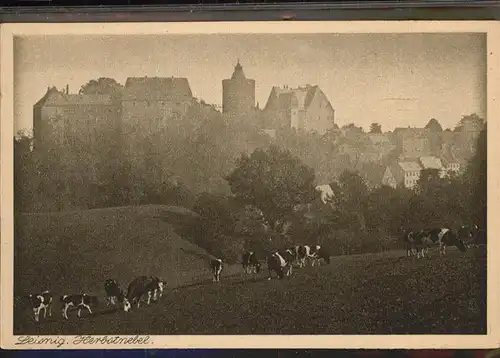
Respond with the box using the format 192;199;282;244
60;294;99;320
428;228;467;255
242;251;261;274
104;279;126;307
267;250;294;280
123;276;162;311
210;258;223;282
297;245;321;267
28;290;52;322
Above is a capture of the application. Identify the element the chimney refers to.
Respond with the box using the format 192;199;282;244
66;84;69;94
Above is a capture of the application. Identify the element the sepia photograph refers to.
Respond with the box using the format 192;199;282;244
1;21;499;349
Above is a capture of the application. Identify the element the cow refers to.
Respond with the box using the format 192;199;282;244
267;250;294;280
428;228;467;255
149;276;165;301
413;230;434;258
458;224;482;248
297;245;321;267
60;294;99;320
210;258;223;282
28;291;52;322
123;276;162;311
104;279;126;307
242;251;261;274
402;229;417;257
315;246;331;266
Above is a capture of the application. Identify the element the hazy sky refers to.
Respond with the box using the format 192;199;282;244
14;33;486;134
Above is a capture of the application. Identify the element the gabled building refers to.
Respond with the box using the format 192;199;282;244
381;161;422;189
121;76;194;134
33;86;121;150
262;84;335;135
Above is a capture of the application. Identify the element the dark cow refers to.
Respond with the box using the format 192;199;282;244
28;290;52;322
210;258;223;282
60;294;99;320
458;224;481;248
242;251;261;274
428;228;467;255
104;279;126;307
123;276;162;311
297;245;321;267
402;229;417;257
288;245;300;265
315;246;331;265
267;250;294;280
457;225;471;246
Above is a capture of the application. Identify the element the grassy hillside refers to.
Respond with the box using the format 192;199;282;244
15;247;486;335
14;205;241;300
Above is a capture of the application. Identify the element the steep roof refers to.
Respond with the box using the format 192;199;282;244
419;156;443;170
230;61;247;80
266;85;319;112
387;163;404;184
398;161;422;172
34;87;114;107
123;77;193;101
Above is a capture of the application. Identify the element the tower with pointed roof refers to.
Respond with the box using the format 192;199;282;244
222;60;256;116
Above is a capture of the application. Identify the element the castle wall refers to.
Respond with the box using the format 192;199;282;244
35;104;120;148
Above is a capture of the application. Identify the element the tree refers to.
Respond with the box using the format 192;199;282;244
79;77;123;96
425;118;443;132
333;170;369;232
463;124;487;228
14;131;35;213
225;146;317;234
454;113;484;132
416;168;441;193
369;123;382;134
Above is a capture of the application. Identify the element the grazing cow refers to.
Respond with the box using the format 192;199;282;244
458;224;483;248
315;247;331;265
242;251;261;274
104;279;126;307
428;228;467;255
60;294;99;320
28;291;52;322
297;245;321;267
210;258;223;282
267;254;285;280
267;250;294;280
123;276;162;311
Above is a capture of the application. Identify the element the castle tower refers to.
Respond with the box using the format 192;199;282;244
222;60;256;116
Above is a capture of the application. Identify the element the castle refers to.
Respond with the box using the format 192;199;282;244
33;61;337;151
32;61;483;190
